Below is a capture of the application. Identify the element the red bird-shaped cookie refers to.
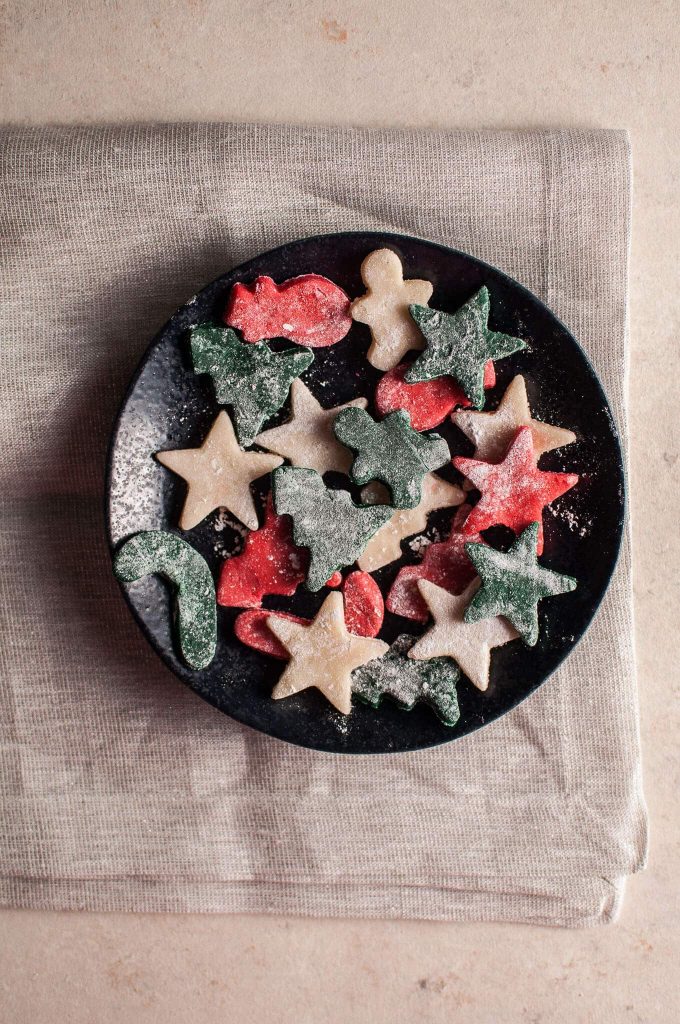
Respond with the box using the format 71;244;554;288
452;426;578;554
225;274;352;347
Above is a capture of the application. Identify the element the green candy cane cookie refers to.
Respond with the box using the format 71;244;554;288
114;531;217;670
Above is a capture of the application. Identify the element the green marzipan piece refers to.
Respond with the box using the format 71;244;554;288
114;530;217;670
464;522;577;647
333;407;449;509
272;466;393;592
190;324;314;447
405;287;526;408
352;634;461;727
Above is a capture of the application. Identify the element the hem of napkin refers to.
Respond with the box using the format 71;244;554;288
0;874;625;927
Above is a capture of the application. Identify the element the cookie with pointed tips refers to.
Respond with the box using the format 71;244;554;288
406;287;525;408
273;466;393;591
408;579;519;691
268;591;388;714
352;634;461;727
189;324;313;446
453;425;579;554
464;522;577;646
452;374;576;462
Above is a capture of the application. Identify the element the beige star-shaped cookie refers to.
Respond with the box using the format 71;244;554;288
408;579;519;691
452;375;576;463
155;411;282;531
255;379;368;476
268;591;388;714
351;248;434;371
357;474;465;572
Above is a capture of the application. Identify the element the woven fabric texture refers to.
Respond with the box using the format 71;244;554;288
0;123;646;925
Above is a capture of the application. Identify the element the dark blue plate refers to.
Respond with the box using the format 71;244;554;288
106;232;625;753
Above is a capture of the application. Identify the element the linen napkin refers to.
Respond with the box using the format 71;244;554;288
0;123;646;925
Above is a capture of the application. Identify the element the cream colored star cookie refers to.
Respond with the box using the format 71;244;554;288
452;375;576;463
408;579;519;691
255;379;367;476
156;411;282;531
268;591;388;714
357;474;464;573
351;249;434;371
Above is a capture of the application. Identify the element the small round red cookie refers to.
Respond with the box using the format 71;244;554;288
375;360;496;430
342;571;384;638
224;274;351;347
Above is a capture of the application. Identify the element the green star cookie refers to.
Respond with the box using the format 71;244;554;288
114;531;217;670
352;634;460;727
405;287;526;408
464;522;577;646
272;465;393;591
189;324;314;446
333;407;450;509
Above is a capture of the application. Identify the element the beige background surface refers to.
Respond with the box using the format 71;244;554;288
0;2;678;1021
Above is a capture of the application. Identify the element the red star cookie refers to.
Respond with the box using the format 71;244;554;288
375;360;496;431
386;505;481;622
452;426;578;554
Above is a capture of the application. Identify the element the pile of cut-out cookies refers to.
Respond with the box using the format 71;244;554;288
114;249;580;728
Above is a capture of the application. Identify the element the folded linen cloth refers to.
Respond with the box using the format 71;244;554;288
0;123;646;925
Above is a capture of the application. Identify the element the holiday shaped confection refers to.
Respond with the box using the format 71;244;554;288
256;379;368;476
406;287;525;408
342;570;384;638
352;634;461;726
156;411;282;531
268;591;388;714
189;324;313;446
386;504;481;622
225;274;352;347
272;466;393;591
408;579;519;691
333;407;450;509
114;531;216;670
358;474;464;573
350;248;433;371
464;522;577;646
452;425;578;554
452;374;576;463
375;359;496;430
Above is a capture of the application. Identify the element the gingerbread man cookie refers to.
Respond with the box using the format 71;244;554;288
350;249;433;371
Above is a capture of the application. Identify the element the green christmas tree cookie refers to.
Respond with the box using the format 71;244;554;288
464;522;577;646
272;465;393;591
352;634;460;726
114;531;217;670
405;287;526;408
190;324;314;446
333;407;449;509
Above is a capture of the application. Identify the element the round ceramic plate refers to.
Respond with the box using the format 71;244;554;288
106;232;625;753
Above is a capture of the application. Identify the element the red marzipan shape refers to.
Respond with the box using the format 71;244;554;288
452;426;579;555
386;505;481;622
342;571;384;638
217;496;339;608
225;274;352;347
375;360;496;430
234;609;309;660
